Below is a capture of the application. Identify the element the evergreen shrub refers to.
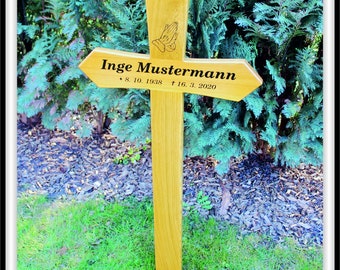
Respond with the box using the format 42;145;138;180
17;0;323;173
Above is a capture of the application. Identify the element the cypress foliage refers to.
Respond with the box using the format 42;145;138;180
17;0;150;138
17;0;323;173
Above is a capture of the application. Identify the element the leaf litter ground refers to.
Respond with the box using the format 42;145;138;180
16;121;323;247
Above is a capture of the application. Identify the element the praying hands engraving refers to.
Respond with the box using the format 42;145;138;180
152;22;178;52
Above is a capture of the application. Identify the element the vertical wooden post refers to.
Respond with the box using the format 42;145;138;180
146;1;188;268
151;91;183;269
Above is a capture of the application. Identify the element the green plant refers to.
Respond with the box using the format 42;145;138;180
18;0;323;173
196;190;213;210
113;147;141;165
17;194;323;269
17;194;155;269
113;139;150;164
233;0;323;167
183;0;323;172
17;0;150;138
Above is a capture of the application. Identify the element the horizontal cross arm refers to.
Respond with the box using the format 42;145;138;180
79;48;263;101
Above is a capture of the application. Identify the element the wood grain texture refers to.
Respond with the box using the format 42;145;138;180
146;0;188;60
78;48;263;101
151;91;184;269
147;0;187;268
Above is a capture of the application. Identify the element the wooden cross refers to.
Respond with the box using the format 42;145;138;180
79;0;262;268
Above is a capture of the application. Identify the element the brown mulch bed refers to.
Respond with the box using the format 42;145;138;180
17;121;323;247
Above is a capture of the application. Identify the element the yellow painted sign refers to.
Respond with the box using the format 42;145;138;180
78;0;263;269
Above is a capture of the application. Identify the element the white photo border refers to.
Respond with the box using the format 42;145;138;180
6;0;335;268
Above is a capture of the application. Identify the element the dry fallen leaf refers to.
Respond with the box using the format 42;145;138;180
50;137;68;144
56;246;68;256
219;189;232;216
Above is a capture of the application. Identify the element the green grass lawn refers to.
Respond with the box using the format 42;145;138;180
17;194;322;269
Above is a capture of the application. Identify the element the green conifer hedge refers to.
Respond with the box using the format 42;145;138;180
17;0;323;173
